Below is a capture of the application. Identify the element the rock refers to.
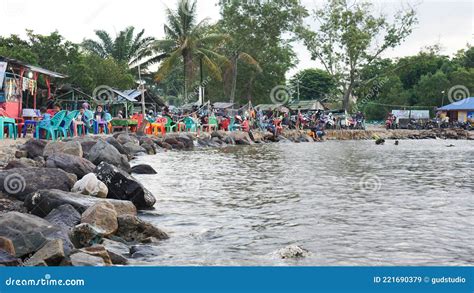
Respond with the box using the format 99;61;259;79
70;252;106;266
230;131;254;145
46;153;96;179
131;164;157;175
276;245;309;259
0;195;26;214
0;212;69;257
0;249;22;266
101;239;129;265
165;138;184;149
95;162;156;209
69;223;104;248
80;141;97;158
81;202;118;237
24;189;136;218
249;131;264;143
116;215;168;243
0;168;76;201
0;237;15;256
20;139;47;159
155;141;172;150
45;204;81;229
26;239;65;266
106;137;130;157
43;141;83;158
14;150;28;159
140;142;156;155
79;245;113;265
72;173;108;198
176;135;194;150
376;138;385;145
116;134;139;145
87;140;131;173
130;245;161;258
122;142;147;156
4;157;44;169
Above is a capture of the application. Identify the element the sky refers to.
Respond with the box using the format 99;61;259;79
0;0;472;77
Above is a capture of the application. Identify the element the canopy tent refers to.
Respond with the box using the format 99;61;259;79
288;99;325;111
0;55;66;118
438;97;474;111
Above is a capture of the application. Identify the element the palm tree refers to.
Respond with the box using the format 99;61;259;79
82;26;155;68
153;0;230;102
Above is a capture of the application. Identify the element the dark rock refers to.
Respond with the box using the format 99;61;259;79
87;140;131;173
155;141;172;150
26;239;65;266
0;195;26;214
95;162;156;209
101;239;129;265
122;142;147;155
131;164;157;175
106;137;130;157
80;141;97;158
140;142;156;155
69;223;104;248
45;204;81;229
0;212;69;257
0;168;76;201
46;153;96;179
176;135;194;150
116;215;168;243
24;189;135;218
20;139;47;159
116;134;139;145
130;245;161;258
0;249;22;266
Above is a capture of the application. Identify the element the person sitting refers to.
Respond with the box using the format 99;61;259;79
37;107;51;139
94;105;106;121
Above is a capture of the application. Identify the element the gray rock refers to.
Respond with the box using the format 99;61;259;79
0;249;22;266
122;142;147;156
105;137;130;157
45;204;81;229
116;215;168;243
87;140;130;173
95;162;156;209
275;245;309;259
116;134;139;145
69;223;104;248
46;153;96;179
130;245;161;258
43;141;83;158
131;164;157;175
20;139;47;159
70;252;106;266
25;239;65;266
0;168;76;201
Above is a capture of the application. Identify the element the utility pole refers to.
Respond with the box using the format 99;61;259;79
138;63;146;116
297;79;300;102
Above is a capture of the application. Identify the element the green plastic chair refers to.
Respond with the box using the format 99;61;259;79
201;116;218;132
228;117;242;132
183;117;198;132
60;110;79;138
83;110;95;134
36;110;67;141
0;117;17;140
165;116;177;133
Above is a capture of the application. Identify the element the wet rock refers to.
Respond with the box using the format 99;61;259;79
24;189;135;218
26;239;65;266
45;204;81;230
122;142;147;156
95;162;156;209
116;215;168;243
19;139;47;159
229;131;254;145
176;134;194;150
81;202;118;237
0;168;76;201
69;223;104;248
43;141;83;158
70;252;106;266
0;212;67;257
106;137;130;157
140;142;156;155
131;164;157;175
0;237;15;256
87;140;131;173
72;173;108;198
46;153;96;179
0;249;22;266
116;134;139;146
101;239;129;265
276;245;309;259
130;245;161;258
79;245;113;265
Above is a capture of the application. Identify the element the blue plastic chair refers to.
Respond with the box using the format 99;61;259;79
228;117;242;132
0;117;17;140
59;110;79;138
183;117;198;132
35;110;67;141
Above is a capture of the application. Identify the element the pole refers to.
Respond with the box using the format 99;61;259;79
138;63;146;116
297;79;300;102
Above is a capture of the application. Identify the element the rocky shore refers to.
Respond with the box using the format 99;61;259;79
0;127;472;267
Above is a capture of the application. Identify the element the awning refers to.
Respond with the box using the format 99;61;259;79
0;55;66;78
438;97;474;111
212;102;234;109
288;100;324;111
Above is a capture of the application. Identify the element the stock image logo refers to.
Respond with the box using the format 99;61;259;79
358;174;382;194
3;173;26;195
448;85;470;105
270;85;292;105
92;85;115;105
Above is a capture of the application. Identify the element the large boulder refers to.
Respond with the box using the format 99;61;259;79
0;168;76;201
80;140;98;158
140;142;156;155
69;223;104;248
105;137;130;157
122;142;147;156
87;140;131;173
0;212;70;257
229;131;254;145
101;239;129;265
25;239;65;266
131;164;157;175
45;204;81;230
0;249;22;266
24;189;136;218
116;133;139;145
79;245;113;265
116;215;168;243
81;202;118;237
72;173;108;198
46;153;96;179
95;162;156;209
176;134;195;150
19;139;47;159
5;157;44;169
43;141;83;158
70;251;107;266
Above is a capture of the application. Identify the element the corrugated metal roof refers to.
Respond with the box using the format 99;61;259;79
212;102;234;109
288;100;324;110
0;55;66;78
438;97;474;111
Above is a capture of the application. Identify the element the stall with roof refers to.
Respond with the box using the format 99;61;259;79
54;86;93;111
288;99;325;112
437;97;474;123
0;56;66;137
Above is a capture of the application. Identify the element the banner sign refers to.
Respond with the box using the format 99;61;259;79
0;266;472;293
0;62;7;90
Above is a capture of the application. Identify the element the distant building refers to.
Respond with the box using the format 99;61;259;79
438;97;474;122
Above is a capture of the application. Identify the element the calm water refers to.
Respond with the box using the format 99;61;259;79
132;140;474;266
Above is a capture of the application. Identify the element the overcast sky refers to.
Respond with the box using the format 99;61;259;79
1;0;472;76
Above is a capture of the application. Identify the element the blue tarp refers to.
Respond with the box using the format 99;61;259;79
438;97;474;111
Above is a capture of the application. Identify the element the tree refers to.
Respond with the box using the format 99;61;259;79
82;26;155;68
298;0;417;112
290;68;336;101
153;0;229;102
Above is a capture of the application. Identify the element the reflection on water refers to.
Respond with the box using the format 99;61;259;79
132;140;474;266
